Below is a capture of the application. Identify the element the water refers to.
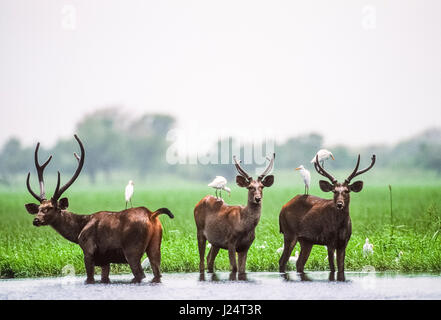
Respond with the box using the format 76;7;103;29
1;272;441;300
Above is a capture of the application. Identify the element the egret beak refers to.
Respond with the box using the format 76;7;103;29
331;155;335;160
295;167;300;170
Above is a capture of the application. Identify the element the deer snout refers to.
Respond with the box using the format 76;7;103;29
254;196;262;203
33;218;42;226
336;201;344;210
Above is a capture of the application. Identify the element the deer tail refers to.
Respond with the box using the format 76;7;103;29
151;208;175;220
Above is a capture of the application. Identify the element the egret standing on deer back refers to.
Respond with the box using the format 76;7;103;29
125;180;134;209
295;165;311;195
208;176;231;200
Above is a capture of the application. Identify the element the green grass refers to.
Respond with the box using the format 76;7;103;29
1;184;441;278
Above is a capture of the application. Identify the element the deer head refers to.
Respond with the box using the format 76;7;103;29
233;153;275;204
314;154;376;211
24;135;85;226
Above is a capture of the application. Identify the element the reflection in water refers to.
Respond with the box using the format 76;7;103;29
2;272;441;300
198;272;249;282
279;271;345;282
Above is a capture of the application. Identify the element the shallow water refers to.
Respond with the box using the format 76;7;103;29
1;271;441;300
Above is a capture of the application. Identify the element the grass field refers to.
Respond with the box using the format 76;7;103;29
1;184;441;278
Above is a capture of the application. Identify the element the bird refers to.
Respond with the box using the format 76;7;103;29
276;246;284;254
141;257;150;270
311;149;335;168
394;251;404;263
208;176;231;199
289;251;299;264
363;238;374;256
295;165;311;195
125;180;134;209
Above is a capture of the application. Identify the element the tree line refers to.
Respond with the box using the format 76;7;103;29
1;107;440;185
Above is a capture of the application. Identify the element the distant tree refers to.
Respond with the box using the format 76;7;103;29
0;137;32;181
128;113;176;177
75;107;128;183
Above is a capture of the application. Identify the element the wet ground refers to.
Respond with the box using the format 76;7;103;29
1;271;441;300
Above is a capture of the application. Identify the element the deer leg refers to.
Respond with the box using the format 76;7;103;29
237;250;249;275
84;254;95;284
101;264;110;284
207;245;220;273
327;246;336;273
336;247;346;281
146;239;162;283
197;231;207;273
279;236;297;273
228;243;238;273
123;247;145;283
296;240;313;274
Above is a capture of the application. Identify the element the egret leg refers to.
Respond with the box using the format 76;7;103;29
215;189;218;198
220;190;222;199
130;199;133;208
125;201;128;210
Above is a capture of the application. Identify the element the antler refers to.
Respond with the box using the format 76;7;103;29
258;153;275;181
26;142;53;202
52;135;85;201
313;154;337;184
233;155;252;182
345;154;376;184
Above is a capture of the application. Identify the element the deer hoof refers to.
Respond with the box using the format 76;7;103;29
101;278;110;284
85;278;95;285
131;277;143;284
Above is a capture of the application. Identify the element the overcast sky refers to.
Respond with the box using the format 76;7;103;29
1;0;440;151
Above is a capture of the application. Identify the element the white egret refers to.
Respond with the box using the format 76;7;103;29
276;246;284;254
289;251;299;264
295;165;311;195
125;180;134;209
363;238;374;256
141;257;150;270
311;149;335;168
208;176;231;199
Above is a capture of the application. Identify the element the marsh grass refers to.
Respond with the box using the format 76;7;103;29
1;185;440;278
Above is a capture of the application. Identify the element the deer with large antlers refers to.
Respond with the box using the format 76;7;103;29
278;154;376;281
194;154;275;279
24;135;174;284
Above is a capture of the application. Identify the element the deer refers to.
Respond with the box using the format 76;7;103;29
278;154;376;281
24;135;174;284
194;153;275;279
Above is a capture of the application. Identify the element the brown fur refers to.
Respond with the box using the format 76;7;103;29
194;174;274;276
278;154;375;281
25;202;173;284
24;135;174;284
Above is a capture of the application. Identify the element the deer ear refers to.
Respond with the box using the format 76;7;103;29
261;175;274;187
319;180;334;192
349;181;363;193
236;175;250;188
59;198;69;210
25;203;39;214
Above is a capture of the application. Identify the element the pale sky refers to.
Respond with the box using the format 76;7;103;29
1;0;440;150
